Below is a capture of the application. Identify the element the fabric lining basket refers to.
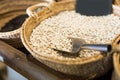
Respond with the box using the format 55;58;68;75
0;0;54;48
21;0;120;79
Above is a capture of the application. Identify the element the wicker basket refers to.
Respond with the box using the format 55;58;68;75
114;0;120;6
112;35;120;80
0;0;54;48
21;1;120;79
55;0;69;2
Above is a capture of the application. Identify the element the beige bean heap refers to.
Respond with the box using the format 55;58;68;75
29;11;120;60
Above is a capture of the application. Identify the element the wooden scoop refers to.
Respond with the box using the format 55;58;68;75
75;0;113;16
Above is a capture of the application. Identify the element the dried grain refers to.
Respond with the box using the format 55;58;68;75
29;11;120;60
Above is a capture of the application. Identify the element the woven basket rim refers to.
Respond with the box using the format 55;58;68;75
113;52;120;76
0;27;21;39
21;1;120;65
113;35;120;79
113;35;120;77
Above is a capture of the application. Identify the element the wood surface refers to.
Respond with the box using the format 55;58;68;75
0;40;62;80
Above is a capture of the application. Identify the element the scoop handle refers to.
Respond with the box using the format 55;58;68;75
81;44;112;52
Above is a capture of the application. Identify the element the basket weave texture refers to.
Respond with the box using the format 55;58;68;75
0;0;53;48
112;35;120;80
114;0;120;6
21;1;120;79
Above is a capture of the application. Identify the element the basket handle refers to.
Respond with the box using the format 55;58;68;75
26;0;55;17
